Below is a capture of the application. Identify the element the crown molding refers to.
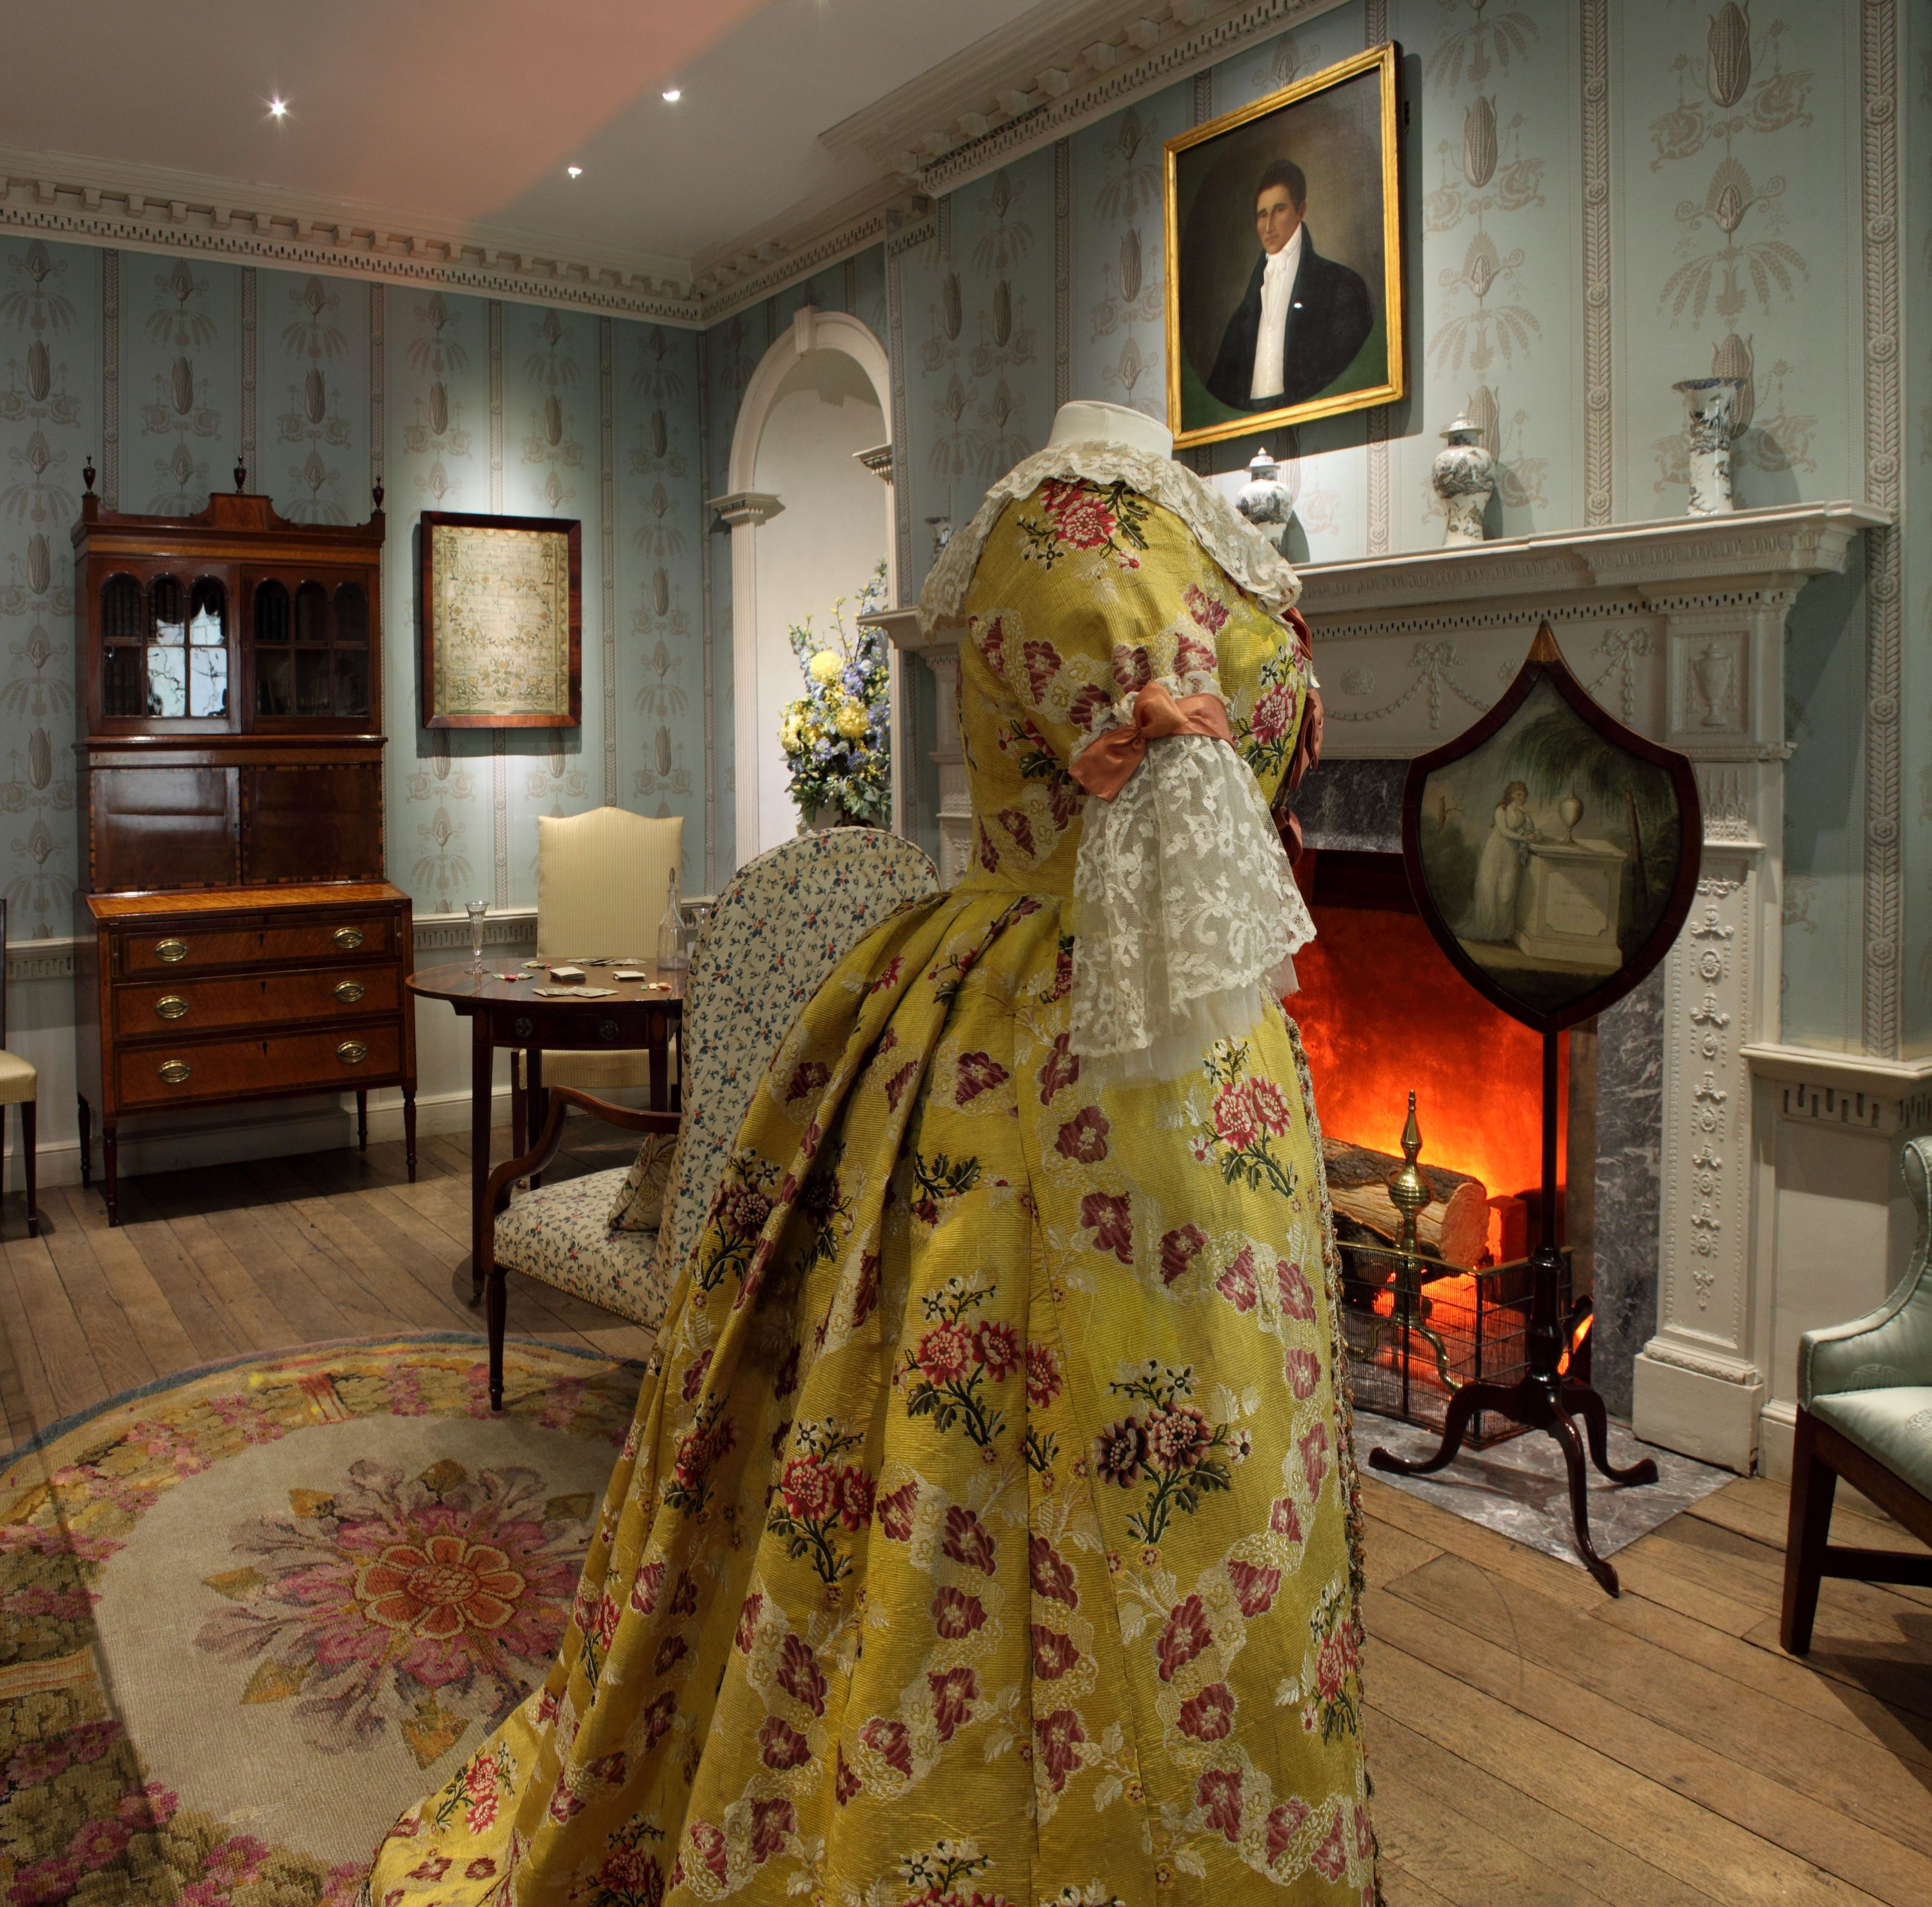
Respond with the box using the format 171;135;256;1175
0;145;704;325
894;0;1350;197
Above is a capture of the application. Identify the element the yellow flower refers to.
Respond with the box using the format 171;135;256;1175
808;648;844;685
835;699;869;740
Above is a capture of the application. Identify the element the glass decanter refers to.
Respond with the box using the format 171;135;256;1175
655;868;685;972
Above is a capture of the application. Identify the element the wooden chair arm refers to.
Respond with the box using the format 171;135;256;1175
481;1087;680;1270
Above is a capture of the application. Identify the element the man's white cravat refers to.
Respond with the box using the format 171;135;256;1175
1248;224;1305;402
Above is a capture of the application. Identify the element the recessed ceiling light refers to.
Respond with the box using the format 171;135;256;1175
268;97;288;118
662;87;682;102
567;165;583;178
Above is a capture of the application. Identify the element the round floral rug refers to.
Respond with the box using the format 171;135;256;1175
0;1335;639;1906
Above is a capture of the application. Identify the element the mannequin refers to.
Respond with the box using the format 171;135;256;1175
1046;396;1174;458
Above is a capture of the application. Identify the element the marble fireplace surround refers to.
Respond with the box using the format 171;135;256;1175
1293;502;1892;1476
887;501;1900;1474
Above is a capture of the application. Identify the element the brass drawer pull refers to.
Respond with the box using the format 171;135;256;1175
333;926;365;951
157;1059;191;1085
156;995;189;1020
334;980;366;1004
156;939;189;964
336;1040;369;1065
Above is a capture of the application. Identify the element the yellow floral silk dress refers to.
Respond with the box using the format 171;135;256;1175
361;478;1376;1907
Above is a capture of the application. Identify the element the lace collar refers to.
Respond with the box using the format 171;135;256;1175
915;440;1302;635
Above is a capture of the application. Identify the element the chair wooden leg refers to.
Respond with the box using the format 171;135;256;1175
511;1071;527;1162
19;1100;37;1238
77;1095;91;1189
355;1089;369;1153
402;1087;418;1183
1781;1406;1837;1656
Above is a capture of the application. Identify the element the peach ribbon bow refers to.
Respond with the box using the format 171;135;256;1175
1068;681;1233;801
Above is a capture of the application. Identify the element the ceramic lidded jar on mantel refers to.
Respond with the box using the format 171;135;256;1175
1431;413;1496;546
1234;447;1295;550
1673;376;1745;516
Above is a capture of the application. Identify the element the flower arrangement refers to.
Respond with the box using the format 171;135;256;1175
780;561;891;827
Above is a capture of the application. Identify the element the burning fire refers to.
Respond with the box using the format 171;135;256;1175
1291;902;1567;1209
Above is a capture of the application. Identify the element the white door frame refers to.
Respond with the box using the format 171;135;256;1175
709;306;895;870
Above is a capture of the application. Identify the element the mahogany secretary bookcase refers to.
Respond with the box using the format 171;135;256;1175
71;466;417;1223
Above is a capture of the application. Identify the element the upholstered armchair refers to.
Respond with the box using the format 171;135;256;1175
512;806;684;1150
1780;1131;1932;1653
477;827;938;1407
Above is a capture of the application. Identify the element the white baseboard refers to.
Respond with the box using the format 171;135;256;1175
9;1084;518;1194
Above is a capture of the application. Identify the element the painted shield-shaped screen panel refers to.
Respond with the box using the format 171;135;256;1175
1405;641;1698;1031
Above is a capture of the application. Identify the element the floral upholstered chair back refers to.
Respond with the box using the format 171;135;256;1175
655;828;938;1286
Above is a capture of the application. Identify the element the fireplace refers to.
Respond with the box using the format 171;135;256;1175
891;500;1892;1474
1291;842;1580;1445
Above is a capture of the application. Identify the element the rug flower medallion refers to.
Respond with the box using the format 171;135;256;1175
0;1337;637;1905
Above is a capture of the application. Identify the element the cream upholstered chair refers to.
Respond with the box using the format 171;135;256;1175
0;903;34;1238
475;828;939;1408
512;807;684;1148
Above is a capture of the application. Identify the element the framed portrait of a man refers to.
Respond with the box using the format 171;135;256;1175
1164;43;1404;449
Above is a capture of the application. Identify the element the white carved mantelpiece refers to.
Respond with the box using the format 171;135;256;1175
1297;502;1890;1473
864;606;973;884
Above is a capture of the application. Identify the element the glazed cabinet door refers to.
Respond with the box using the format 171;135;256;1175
83;558;239;736
243;566;380;733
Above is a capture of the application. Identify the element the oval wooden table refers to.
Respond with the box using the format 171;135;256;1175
407;961;685;1284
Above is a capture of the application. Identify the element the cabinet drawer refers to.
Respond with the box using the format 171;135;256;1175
119;913;395;976
114;965;402;1040
117;1021;404;1109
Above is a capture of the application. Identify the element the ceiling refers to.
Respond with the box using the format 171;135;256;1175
2;0;1045;280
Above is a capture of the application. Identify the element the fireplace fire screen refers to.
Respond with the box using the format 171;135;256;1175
1340;1247;1575;1449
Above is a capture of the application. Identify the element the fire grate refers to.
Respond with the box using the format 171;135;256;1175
1340;1250;1575;1449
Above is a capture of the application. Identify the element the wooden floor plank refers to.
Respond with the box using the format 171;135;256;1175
1363;1705;1716;1907
0;1237;107;1425
63;1181;240;1371
1367;1638;1885;1907
1391;1550;1932;1862
1594;1579;1932;1753
31;1220;154;1402
1370;1584;1932;1906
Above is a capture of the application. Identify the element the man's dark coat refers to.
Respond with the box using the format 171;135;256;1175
1204;227;1373;412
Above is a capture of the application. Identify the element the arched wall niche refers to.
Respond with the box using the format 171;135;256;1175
714;307;895;868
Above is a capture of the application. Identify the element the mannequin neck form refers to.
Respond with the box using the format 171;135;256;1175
1047;399;1174;460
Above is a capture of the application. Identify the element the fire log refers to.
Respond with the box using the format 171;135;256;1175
1321;1136;1489;1268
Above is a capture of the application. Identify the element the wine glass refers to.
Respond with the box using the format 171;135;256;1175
466;900;488;973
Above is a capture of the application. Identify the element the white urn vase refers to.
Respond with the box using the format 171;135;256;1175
1558;792;1584;842
1234;447;1295;550
1673;376;1745;516
1431;413;1495;546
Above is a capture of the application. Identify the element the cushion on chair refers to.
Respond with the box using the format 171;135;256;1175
609;1132;676;1233
1810;1386;1932;1500
0;1050;33;1106
494;1168;675;1328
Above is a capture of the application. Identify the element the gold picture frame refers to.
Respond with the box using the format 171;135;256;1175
1164;43;1405;450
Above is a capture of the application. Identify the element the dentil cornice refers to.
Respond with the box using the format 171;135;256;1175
0;144;703;323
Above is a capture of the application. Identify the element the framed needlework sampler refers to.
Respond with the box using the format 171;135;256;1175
420;512;582;729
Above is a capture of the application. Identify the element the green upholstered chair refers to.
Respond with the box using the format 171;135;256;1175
1780;1132;1932;1653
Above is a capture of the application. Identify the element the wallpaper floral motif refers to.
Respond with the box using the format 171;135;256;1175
0;239;90;937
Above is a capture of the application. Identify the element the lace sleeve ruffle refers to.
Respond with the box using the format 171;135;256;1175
1069;709;1315;1087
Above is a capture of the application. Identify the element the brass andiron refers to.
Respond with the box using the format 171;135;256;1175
1352;1094;1456;1395
1370;1033;1660;1595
